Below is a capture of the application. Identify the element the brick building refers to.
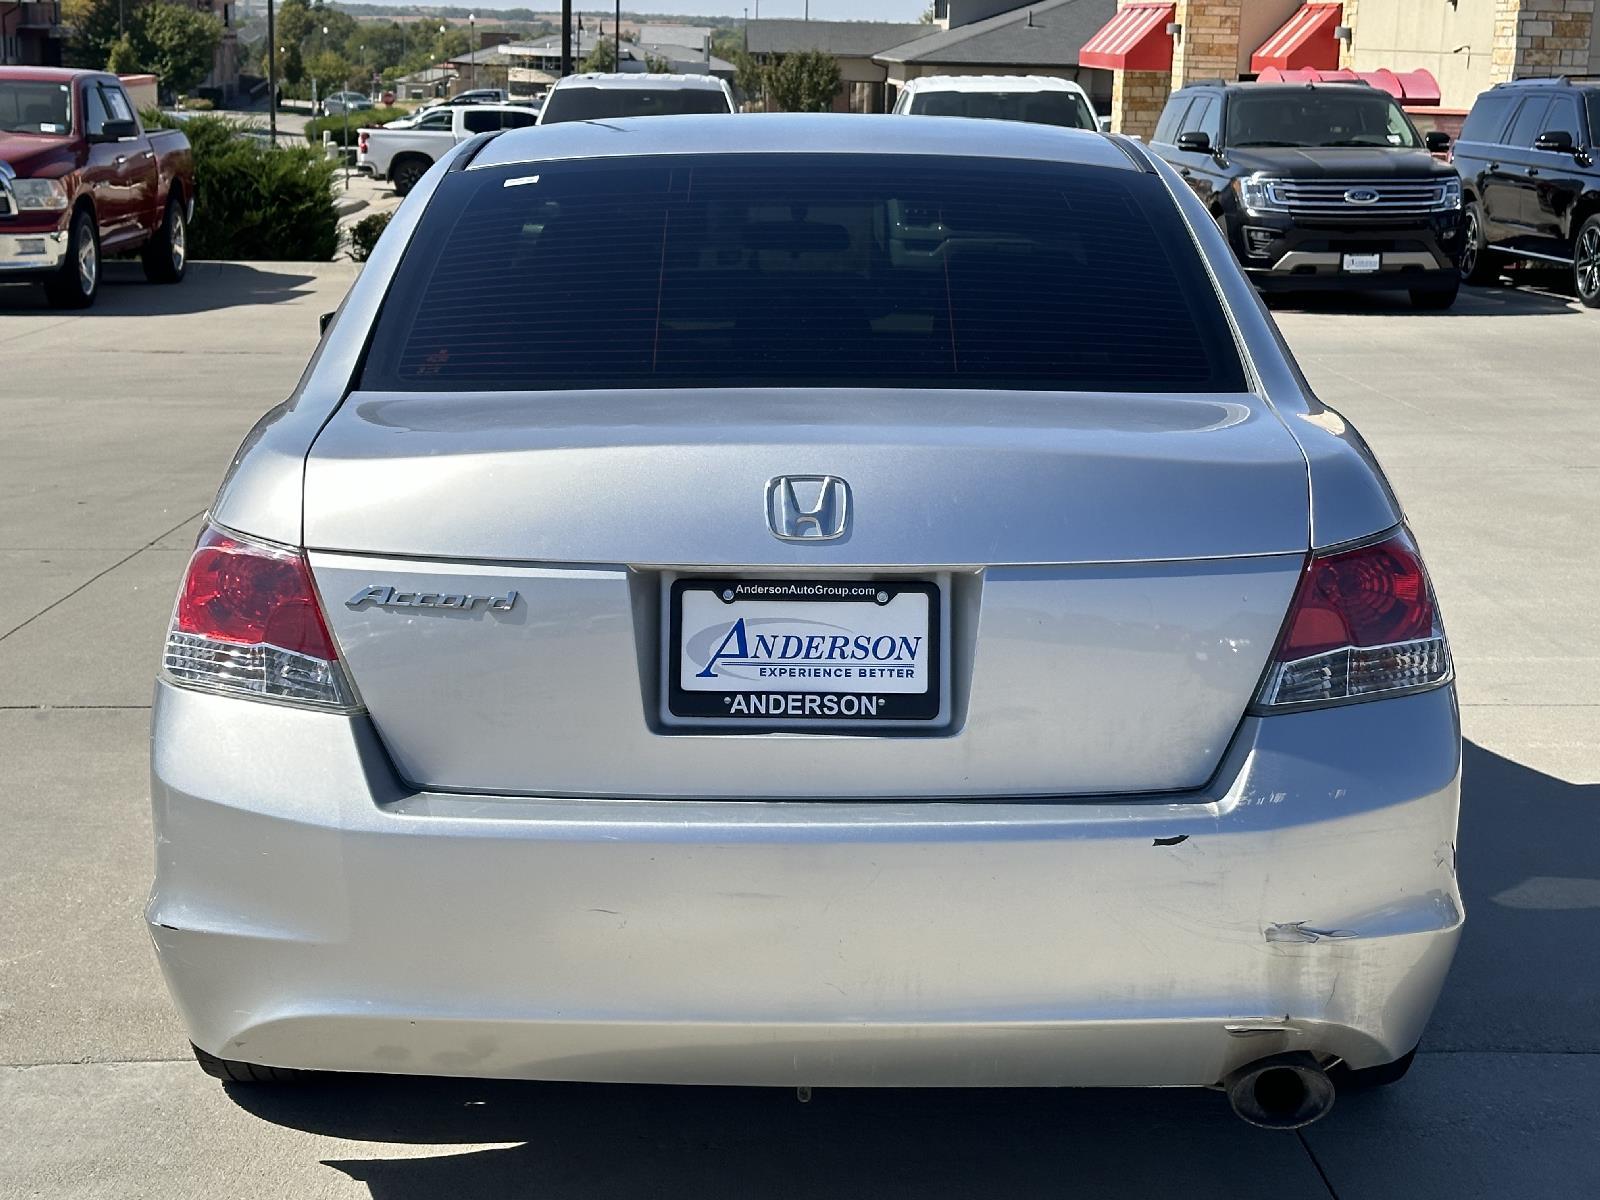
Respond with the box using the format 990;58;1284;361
1081;0;1600;138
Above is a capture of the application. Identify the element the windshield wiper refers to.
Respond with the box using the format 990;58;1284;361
1322;139;1397;148
1231;140;1307;148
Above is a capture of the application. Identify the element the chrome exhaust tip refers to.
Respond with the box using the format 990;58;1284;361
1224;1051;1337;1130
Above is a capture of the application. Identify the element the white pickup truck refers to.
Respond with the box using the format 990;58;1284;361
358;104;538;195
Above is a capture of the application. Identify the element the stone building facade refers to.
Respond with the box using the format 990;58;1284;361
1094;0;1599;139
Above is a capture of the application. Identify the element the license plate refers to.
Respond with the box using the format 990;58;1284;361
1342;253;1381;274
667;579;940;724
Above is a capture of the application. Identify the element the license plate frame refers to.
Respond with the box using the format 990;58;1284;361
664;578;944;728
1342;252;1382;274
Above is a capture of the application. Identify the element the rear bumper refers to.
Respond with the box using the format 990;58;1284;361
0;230;68;276
148;681;1463;1087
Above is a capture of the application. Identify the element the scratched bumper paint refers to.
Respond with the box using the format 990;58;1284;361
147;680;1462;1087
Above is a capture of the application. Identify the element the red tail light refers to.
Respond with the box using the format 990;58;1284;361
1256;530;1450;709
164;525;356;709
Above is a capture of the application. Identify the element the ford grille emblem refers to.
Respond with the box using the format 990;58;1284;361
1344;188;1381;205
766;475;850;542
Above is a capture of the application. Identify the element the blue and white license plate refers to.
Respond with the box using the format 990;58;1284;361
668;579;941;723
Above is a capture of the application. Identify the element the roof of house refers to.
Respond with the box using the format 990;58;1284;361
875;0;1117;68
638;24;713;51
745;19;937;59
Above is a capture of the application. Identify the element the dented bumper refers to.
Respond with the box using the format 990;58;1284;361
147;681;1461;1087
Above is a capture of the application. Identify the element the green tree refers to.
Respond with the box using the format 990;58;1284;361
282;44;305;88
105;34;141;74
646;54;673;74
304;48;354;95
276;0;314;52
579;37;616;73
765;50;839;113
132;2;222;94
63;0;137;69
730;49;764;103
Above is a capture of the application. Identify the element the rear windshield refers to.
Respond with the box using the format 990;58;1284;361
360;153;1246;393
0;80;73;135
1227;90;1421;149
539;86;730;123
908;90;1096;130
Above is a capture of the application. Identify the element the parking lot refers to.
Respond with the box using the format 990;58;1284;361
2;262;1597;1198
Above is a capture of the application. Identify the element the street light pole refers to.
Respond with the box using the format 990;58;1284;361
266;0;277;147
469;14;476;90
615;0;620;71
560;0;572;77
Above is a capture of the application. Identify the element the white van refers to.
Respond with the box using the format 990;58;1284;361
892;75;1100;131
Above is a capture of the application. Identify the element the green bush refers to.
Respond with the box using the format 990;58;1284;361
180;96;215;111
304;107;410;148
145;111;340;261
348;211;393;263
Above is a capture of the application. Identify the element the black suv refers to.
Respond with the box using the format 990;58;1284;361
1452;77;1600;308
1149;81;1465;308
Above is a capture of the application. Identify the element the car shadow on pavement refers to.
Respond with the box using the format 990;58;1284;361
221;739;1598;1198
0;261;321;316
1426;739;1600;1053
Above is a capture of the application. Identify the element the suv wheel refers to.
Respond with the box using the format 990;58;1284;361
1410;281;1460;311
1575;214;1600;309
1459;201;1497;286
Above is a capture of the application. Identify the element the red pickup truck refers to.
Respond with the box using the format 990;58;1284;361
1;67;194;308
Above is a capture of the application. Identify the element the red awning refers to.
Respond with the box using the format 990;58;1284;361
1255;65;1443;106
1079;3;1176;72
1252;3;1343;73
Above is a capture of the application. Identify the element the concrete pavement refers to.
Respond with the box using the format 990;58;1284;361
1;264;1596;1198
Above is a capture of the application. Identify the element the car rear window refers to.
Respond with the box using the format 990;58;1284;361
539;86;730;123
360;153;1247;394
907;90;1096;130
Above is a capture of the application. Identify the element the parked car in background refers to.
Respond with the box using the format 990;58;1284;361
537;73;735;124
1;67;193;308
434;88;510;108
892;75;1100;131
1149;81;1466;309
1453;77;1600;308
358;103;538;194
151;115;1460;1132
320;91;373;118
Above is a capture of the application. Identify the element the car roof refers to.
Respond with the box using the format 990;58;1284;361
471;112;1137;172
1177;81;1381;97
900;74;1090;96
549;72;729;91
0;66;112;84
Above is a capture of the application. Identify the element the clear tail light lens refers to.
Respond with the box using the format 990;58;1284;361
1255;529;1451;710
163;525;358;710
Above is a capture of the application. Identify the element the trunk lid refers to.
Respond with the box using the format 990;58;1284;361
306;389;1310;798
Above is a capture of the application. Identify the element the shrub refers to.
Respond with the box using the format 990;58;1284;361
348;211;393;263
304;107;410;148
145;111;340;261
180;96;215;111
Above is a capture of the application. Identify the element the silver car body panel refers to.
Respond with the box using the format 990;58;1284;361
156;116;1453;1086
149;680;1461;1085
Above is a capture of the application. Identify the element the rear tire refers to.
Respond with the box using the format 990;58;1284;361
192;1043;312;1084
390;155;429;196
141;195;188;284
1574;214;1600;309
1330;1047;1417;1092
1459;201;1498;286
1410;281;1459;310
43;208;99;309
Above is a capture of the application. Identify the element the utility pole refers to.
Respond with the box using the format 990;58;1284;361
615;0;621;71
267;0;277;147
469;13;476;90
560;0;572;76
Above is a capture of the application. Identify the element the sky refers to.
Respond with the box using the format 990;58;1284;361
457;1;933;21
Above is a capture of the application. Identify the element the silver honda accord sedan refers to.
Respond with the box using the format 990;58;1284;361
149;115;1461;1129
